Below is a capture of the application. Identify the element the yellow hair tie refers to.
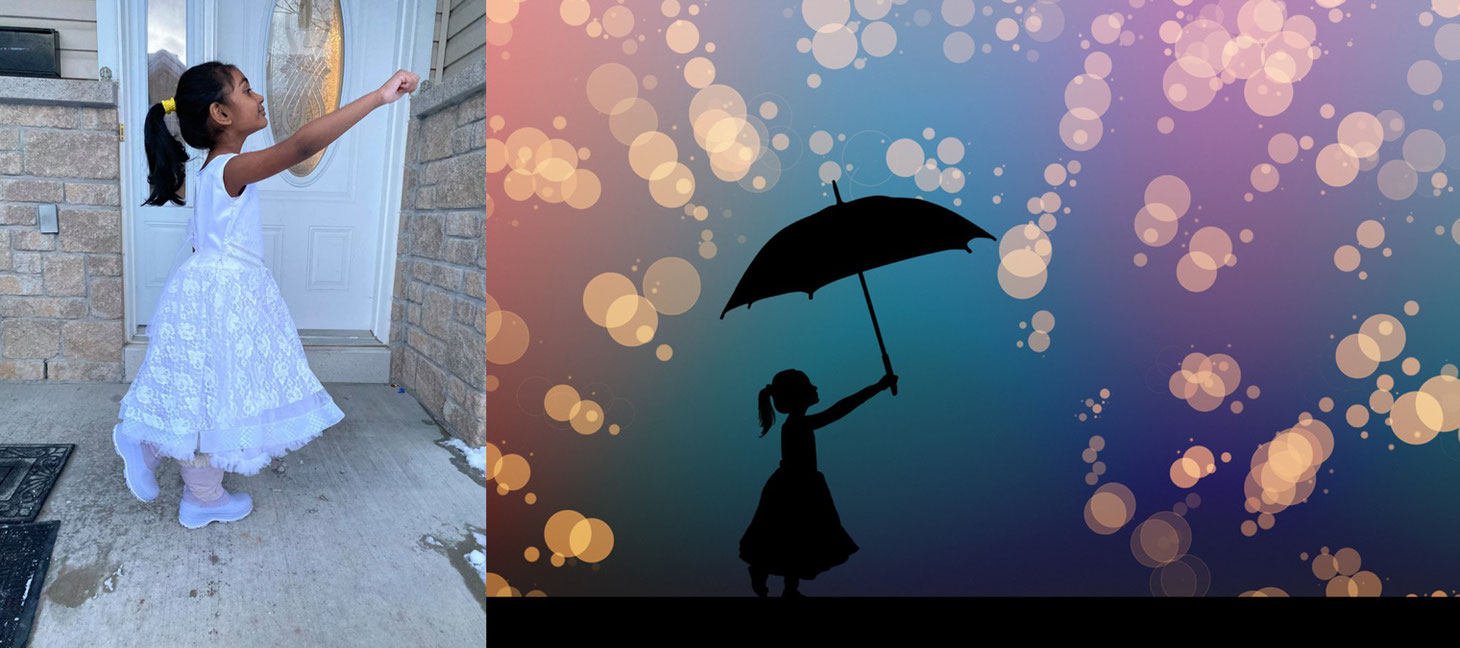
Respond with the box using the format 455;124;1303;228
161;98;176;114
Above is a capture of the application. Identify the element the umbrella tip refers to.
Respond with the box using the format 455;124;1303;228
832;180;842;205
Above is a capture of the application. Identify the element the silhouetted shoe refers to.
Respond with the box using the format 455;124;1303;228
179;490;253;529
113;428;159;502
750;567;769;597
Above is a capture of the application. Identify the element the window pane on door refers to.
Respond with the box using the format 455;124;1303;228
268;0;345;177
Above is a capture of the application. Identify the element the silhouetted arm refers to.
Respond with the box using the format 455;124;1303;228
804;376;894;431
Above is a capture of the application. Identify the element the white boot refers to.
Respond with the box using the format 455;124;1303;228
178;464;253;529
112;427;159;502
178;490;253;529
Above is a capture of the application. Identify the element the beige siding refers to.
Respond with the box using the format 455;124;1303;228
430;0;482;81
1;0;100;80
430;0;444;79
448;0;483;39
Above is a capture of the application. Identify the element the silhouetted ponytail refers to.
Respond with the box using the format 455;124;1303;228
143;102;186;206
141;61;240;207
757;385;775;438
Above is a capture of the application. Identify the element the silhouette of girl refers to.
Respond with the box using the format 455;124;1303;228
739;369;897;596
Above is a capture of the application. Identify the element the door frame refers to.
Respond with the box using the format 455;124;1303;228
99;0;435;345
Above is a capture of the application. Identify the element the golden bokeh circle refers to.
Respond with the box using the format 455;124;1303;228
608;98;658;146
1170;458;1201;488
1390;390;1443;444
1356;220;1386;249
1268;132;1299;163
486;572;511;597
485;442;502;480
1335;333;1381;379
1312;552;1339;580
607;295;659;347
1346;404;1370;428
1333;547;1362;576
584;273;639;328
1257;512;1275;530
629;131;679;180
570;518;616;563
642;257;702;316
1326;575;1358;597
1370;389;1395;414
485;310;530;365
1084;482;1136;535
1358;314;1406;361
494;454;530;492
586;64;638;115
666;19;700;54
1132;512;1191;567
570;399;605;435
544;510;587;557
1337;112;1384;158
1351;571;1382;596
1419;375;1460;431
544;384;581;422
648;162;696;208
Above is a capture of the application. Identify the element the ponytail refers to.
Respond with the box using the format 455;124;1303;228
757;385;775;437
141;61;240;207
142;101;186;206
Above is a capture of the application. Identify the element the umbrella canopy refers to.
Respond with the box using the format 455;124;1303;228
720;183;996;318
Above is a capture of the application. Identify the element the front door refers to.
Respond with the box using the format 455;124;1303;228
123;0;431;337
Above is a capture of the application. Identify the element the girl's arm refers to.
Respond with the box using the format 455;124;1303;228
223;69;419;195
804;375;896;431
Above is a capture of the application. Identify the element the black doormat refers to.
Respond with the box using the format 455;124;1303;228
0;520;61;648
0;445;74;525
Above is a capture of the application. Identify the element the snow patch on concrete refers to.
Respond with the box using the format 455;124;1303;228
467;550;486;582
443;438;487;476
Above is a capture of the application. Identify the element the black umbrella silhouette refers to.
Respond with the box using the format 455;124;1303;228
721;181;996;396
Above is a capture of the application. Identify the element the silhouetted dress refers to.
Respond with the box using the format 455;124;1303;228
739;416;859;579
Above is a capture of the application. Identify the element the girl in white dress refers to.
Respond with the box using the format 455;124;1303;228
112;62;419;529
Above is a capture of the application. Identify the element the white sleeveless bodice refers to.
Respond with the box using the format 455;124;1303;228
191;152;266;266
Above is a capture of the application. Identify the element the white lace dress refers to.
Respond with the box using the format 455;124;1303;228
113;152;345;476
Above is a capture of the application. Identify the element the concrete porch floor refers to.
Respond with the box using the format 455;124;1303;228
0;382;486;648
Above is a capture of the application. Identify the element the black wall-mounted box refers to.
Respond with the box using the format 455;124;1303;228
0;27;62;78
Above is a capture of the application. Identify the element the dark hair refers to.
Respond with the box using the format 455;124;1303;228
757;386;775;438
142;62;239;206
757;369;809;437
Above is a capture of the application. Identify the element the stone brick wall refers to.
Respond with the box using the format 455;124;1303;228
391;59;486;445
0;78;123;382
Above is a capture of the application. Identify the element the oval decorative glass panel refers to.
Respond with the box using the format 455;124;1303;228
267;0;344;177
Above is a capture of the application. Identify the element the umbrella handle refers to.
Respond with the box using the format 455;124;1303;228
859;271;897;397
